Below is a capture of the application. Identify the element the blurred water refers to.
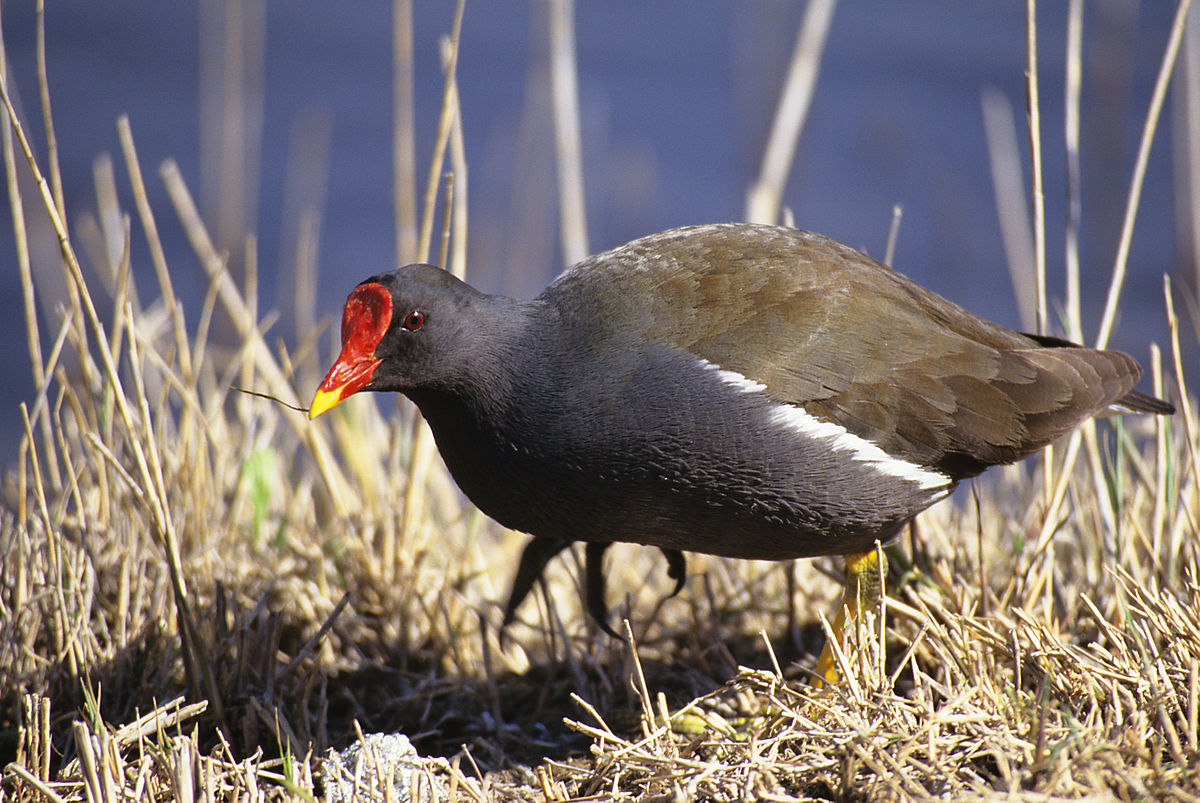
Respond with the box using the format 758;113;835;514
0;1;1186;460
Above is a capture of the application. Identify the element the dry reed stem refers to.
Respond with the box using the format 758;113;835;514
394;0;419;265
1063;0;1084;343
982;87;1037;334
1095;0;1194;351
1024;0;1048;341
745;0;837;226
548;0;588;266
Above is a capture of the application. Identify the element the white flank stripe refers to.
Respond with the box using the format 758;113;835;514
702;361;951;493
708;365;767;395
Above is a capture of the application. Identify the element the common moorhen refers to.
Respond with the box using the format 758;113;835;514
310;223;1172;655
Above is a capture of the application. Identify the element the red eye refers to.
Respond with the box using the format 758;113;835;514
402;310;425;331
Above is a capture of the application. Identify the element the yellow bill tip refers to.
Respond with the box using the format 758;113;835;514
308;386;345;420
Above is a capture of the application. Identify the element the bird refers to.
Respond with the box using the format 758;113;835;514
308;223;1172;675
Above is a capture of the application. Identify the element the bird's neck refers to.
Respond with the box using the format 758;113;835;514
406;298;562;456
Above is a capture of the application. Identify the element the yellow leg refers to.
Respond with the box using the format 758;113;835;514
813;548;884;686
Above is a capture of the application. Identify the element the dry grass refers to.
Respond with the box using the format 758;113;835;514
2;3;1199;802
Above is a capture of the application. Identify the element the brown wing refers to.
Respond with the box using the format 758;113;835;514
554;223;1154;478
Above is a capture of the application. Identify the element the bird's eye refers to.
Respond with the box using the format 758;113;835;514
402;311;425;331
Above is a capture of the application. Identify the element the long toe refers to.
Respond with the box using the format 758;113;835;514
661;548;687;598
585;542;621;638
501;537;572;635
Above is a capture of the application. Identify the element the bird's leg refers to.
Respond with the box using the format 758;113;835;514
660;548;687;597
585;542;620;637
586;546;684;638
501;537;572;638
813;548;884;687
